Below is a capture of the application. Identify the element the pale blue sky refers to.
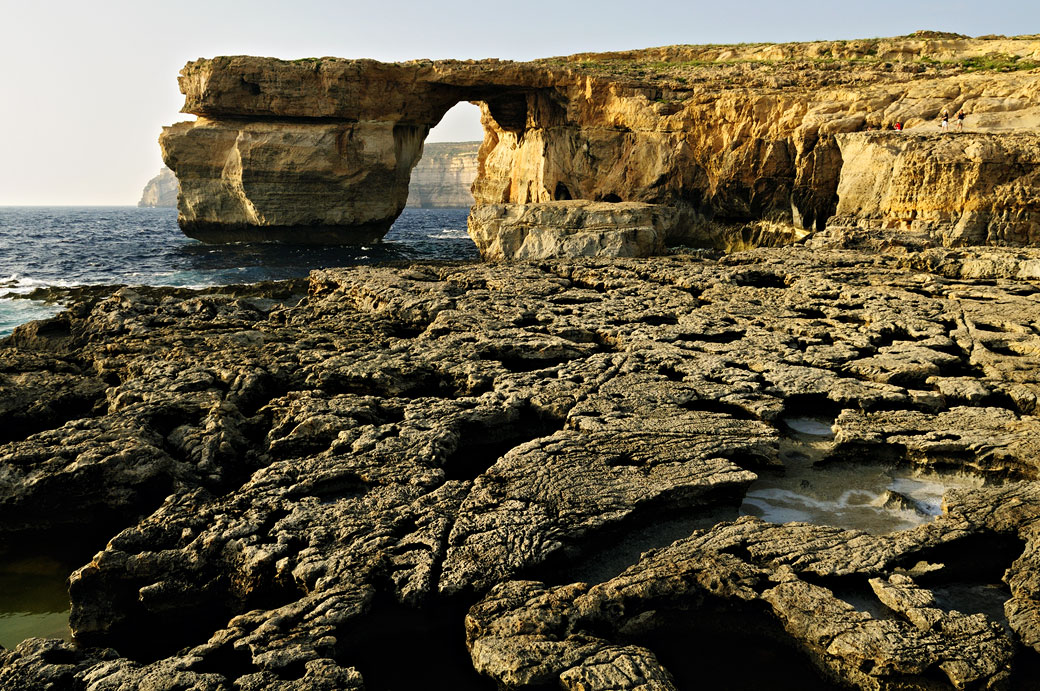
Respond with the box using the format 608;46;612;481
0;0;1036;204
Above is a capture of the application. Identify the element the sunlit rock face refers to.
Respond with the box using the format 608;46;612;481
160;37;1040;249
161;56;548;244
162;118;426;243
468;201;677;260
824;131;1040;247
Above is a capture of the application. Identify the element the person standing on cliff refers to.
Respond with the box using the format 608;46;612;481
940;108;950;132
956;108;966;131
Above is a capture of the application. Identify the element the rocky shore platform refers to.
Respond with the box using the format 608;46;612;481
3;246;1040;689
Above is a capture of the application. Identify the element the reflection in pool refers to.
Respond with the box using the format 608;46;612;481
0;556;71;649
740;417;987;534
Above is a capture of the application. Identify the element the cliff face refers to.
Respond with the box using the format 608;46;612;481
827;132;1040;247
137;167;178;208
405;141;479;208
160;35;1040;249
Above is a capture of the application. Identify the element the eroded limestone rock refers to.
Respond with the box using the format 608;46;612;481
162;37;1040;248
2;247;1040;687
467;201;677;260
826;132;1040;247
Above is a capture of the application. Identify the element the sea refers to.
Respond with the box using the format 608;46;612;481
0;205;478;646
0;206;478;337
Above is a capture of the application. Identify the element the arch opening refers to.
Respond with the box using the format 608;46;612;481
404;102;483;211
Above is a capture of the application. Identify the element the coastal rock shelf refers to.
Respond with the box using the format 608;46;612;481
160;36;1040;253
3;247;1040;688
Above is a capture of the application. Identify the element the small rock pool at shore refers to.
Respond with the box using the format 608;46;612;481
740;416;988;534
0;557;71;649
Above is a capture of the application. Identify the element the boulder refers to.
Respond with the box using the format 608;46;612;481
467;201;678;260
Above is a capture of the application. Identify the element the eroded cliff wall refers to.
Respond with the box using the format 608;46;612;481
160;35;1040;249
826;131;1040;247
473;42;1040;244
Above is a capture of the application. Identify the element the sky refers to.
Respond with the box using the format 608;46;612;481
0;0;1037;205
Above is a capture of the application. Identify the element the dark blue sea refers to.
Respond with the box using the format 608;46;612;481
0;206;477;337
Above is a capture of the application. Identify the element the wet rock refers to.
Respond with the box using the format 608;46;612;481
468;516;1019;690
877;490;929;517
0;349;107;445
439;427;761;595
833;406;1040;475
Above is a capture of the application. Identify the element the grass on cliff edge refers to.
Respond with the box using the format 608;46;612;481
914;52;1040;72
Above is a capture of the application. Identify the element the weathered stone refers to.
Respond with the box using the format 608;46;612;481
826;132;1040;247
3;247;1040;687
468;507;1025;690
468;201;677;260
162;118;426;243
833;406;1040;475
439;426;762;595
161;37;1040;249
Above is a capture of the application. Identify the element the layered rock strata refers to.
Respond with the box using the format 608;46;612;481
141;142;479;214
826;131;1040;247
138;139;478;213
160;36;1040;249
4;247;1040;687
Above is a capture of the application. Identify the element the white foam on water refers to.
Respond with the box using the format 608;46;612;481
431;229;471;240
0;298;63;338
0;274;76;295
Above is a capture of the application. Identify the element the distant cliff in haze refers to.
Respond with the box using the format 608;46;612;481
138;167;178;207
405;141;479;208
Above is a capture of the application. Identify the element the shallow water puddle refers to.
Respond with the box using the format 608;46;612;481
782;416;834;437
740;416;985;534
0;556;71;648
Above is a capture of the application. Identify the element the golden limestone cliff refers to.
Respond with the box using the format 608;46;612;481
823;131;1040;248
159;34;1040;254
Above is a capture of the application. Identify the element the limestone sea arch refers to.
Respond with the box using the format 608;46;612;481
162;56;562;243
160;35;1040;250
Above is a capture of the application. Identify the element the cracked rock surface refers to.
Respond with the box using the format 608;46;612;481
2;247;1040;689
